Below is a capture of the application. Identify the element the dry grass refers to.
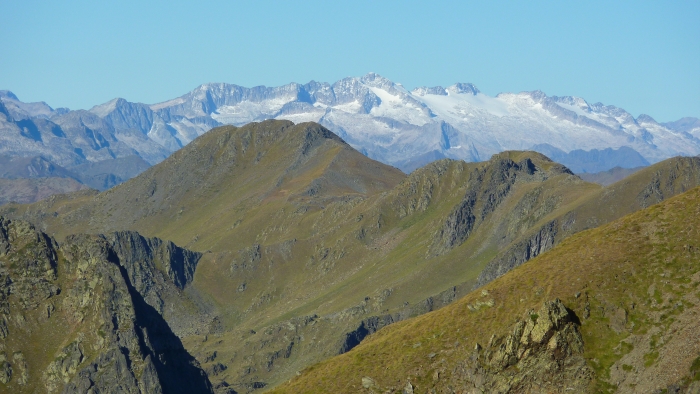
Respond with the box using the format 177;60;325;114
271;186;700;393
3;121;700;390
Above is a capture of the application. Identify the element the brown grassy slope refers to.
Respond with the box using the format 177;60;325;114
271;186;700;393
3;121;700;391
178;152;601;391
0;125;594;327
0;120;405;248
477;155;700;286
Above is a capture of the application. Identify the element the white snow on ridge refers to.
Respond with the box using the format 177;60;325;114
367;86;431;127
212;97;293;125
276;112;324;125
555;102;589;117
554;101;617;127
368;86;401;105
129;73;700;170
418;91;510;119
332;100;363;113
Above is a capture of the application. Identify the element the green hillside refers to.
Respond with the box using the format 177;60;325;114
272;185;700;393
2;120;700;391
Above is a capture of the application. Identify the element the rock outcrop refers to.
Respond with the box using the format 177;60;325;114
437;299;593;392
0;217;213;393
432;153;571;255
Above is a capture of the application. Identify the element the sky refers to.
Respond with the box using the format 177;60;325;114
1;0;698;122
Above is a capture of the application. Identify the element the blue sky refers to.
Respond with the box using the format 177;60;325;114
2;0;698;122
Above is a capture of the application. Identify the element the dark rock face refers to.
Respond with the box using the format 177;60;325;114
0;217;213;393
339;286;460;354
635;157;700;208
475;156;700;288
106;230;202;290
433;154;569;255
476;220;558;287
339;315;396;354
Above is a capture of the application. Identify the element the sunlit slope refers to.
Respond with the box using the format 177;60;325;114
179;151;604;390
0;120;405;248
272;186;700;394
477;155;700;286
3;120;700;391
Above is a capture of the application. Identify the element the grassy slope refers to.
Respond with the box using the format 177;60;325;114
272;185;700;393
3;121;700;390
0;125;597;323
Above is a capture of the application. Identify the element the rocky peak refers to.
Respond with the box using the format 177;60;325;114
88;97;124;117
90;98;155;135
0;91;19;101
446;83;480;95
330;77;381;113
663;117;700;133
0;92;57;120
636;114;658;125
411;86;448;96
551;95;590;110
302;80;336;105
588;102;632;120
296;121;347;153
524;90;548;102
359;72;392;86
433;152;571;254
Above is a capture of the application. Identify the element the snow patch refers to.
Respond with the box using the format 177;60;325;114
417;91;510;118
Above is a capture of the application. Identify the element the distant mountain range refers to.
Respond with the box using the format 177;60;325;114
2;74;699;180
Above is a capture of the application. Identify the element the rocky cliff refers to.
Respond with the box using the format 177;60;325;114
0;217;213;393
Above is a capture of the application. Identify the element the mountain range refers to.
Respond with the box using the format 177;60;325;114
1;120;700;392
2;74;699;183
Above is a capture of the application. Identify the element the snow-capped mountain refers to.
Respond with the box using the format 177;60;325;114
146;73;700;171
1;73;699;177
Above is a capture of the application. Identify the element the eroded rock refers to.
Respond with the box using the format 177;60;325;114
446;299;592;392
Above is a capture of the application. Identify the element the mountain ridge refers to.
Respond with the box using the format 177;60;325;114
2;74;699;181
4;119;700;391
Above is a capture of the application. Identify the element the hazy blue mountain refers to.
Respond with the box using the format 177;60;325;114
531;144;650;173
663;117;700;138
577;166;646;186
